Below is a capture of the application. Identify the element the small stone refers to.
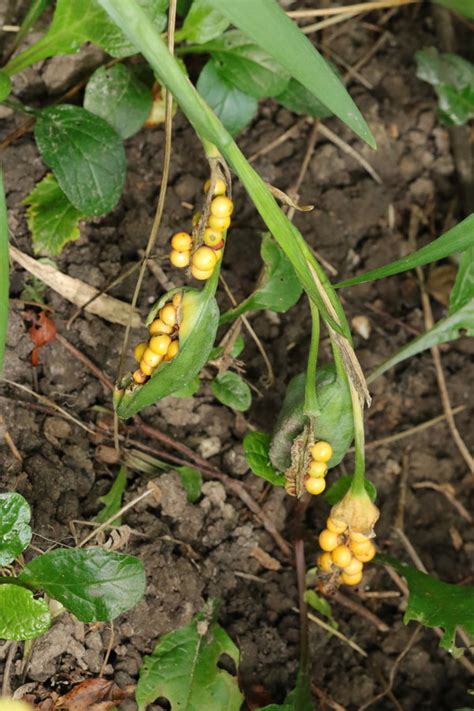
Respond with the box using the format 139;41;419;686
198;435;221;459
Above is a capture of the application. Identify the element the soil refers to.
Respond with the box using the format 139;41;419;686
1;2;473;710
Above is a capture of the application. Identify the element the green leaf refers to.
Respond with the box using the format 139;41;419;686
243;432;285;486
136;603;243;711
211;371;252;411
22;174;83;256
5;0;169;75
304;590;338;629
0;584;51;640
177;0;230;43
84;64;152;139
449;247;474;313
284;669;314;711
220;233;302;323
416;48;474;126
231;335;245;358
437;84;474;126
205;0;375;147
0;171;8;376
433;0;474;18
96;465;128;525
19;548;146;622
324;475;377;506
336;214;474;288
269;365;353;472
379;555;474;655
197;59;258;136
368;297;474;382
177;466;202;502
0;493;32;566
275;77;332;118
0;71;11;101
34;106;125;216
173;376;201;398
116;281;220;418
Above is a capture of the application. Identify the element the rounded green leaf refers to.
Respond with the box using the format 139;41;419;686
197;59;257;136
34;105;126;216
0;493;32;566
18;547;146;622
324;475;376;506
84;64;152;139
0;584;51;640
211;371;251;411
0;71;11;101
243;432;284;486
178;0;230;43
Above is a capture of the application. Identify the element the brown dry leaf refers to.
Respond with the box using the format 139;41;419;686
284;423;313;498
10;246;141;328
266;184;314;212
250;546;281;571
146;479;162;504
55;678;132;710
103;525;132;551
426;264;457;306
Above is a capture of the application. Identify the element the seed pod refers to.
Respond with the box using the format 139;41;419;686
330;489;380;538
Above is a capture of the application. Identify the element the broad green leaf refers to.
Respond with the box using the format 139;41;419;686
368;298;474;383
22;174;83;256
0;493;32;565
5;0;169;75
34;105;126;217
0;584;51;640
84;64;152;139
211;371;252;411
178;466;202;502
116;280;220;418
437;84;474;126
243;432;285;486
324;475;377;506
433;0;474;17
19;548;146;622
0;171;8;376
199;31;290;98
220;233;302;323
0;71;11;101
269;366;353;472
275;77;332;119
205;0;375;147
197;59;258;136
304;590;338;629
379;555;474;655
136;604;243;711
173;376;201;398
177;0;230;43
96;465;128;525
284;670;314;711
336;214;474;288
416;48;474;126
449;247;474;313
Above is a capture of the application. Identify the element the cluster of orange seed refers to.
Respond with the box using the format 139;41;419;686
132;293;182;384
317;516;376;586
304;440;333;496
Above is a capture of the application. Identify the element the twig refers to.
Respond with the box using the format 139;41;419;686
345;31;391;81
311;683;347;711
99;622;114;678
56;333;114;391
318;123;382;184
301;11;360;34
326;47;374;90
0;416;22;461
78;489;153;548
394;450;410;531
2;641;18;697
333;591;389;632
295;541;309;674
293;607;367;657
140;249;177;291
288;0;419;18
248;118;307;163
412;481;472;522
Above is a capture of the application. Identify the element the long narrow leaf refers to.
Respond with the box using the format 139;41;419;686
0;171;8;375
96;0;351;338
206;0;375;148
336;214;474;288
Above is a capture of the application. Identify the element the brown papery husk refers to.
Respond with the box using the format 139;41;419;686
330;489;380;537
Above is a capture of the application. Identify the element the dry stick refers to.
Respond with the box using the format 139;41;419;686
348;30;391;79
1;641;18;697
326;47;374;90
99;621;114;678
318;123;382;184
412;481;472;523
248;118;307;163
55;333;114;392
295;540;310;678
78;489;153;548
302;11;360;34
0;415;22;461
311;684;347;711
359;626;423;711
394;450;410;531
333;591;389;633
288;0;418;18
294;607;367;657
140;249;176;291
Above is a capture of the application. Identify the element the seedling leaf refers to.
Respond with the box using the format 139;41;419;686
0;72;11;100
416;48;474;125
197;59;258;136
304;590;338;629
324;475;377;506
19;548;146;622
449;247;474;313
379;555;474;656
211;371;252;411
23;174;83;255
0;493;32;565
0;584;51;640
178;466;203;502
243;432;285;486
96;465;128;525
136;604;243;711
275;78;332;119
177;0;230;43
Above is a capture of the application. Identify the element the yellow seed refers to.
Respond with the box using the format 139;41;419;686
326;517;347;534
350;531;369;542
331;545;352;569
203;227;223;247
213;249;223;261
170;249;191;268
133;369;147;384
160;304;177;327
308;460;328;478
208;213;231;231
164;339;179;361
210;195;233;218
353;541;376;563
172;293;182;309
192;211;202;226
305;477;326;495
318;529;339;552
139;361;153;376
149;319;173;336
340;570;363;586
350;538;372;555
171;231;193;251
192;246;217;271
343;558;363;576
142;348;163;368
317;552;333;573
204;177;226;196
133;341;148;363
191;264;214;281
310;441;333;463
149;334;172;356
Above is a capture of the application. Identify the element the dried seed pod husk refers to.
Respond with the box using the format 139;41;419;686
330;489;380;538
284;422;314;498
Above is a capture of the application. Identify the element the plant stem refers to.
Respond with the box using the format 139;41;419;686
0;170;8;376
303;299;319;418
349;380;366;496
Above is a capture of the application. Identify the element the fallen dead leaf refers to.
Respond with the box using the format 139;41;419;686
27;311;57;366
250;546;281;571
55;678;133;711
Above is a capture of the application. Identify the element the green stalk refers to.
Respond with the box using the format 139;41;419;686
348;381;366;497
303;299;319;418
5;0;50;60
0;170;8;375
